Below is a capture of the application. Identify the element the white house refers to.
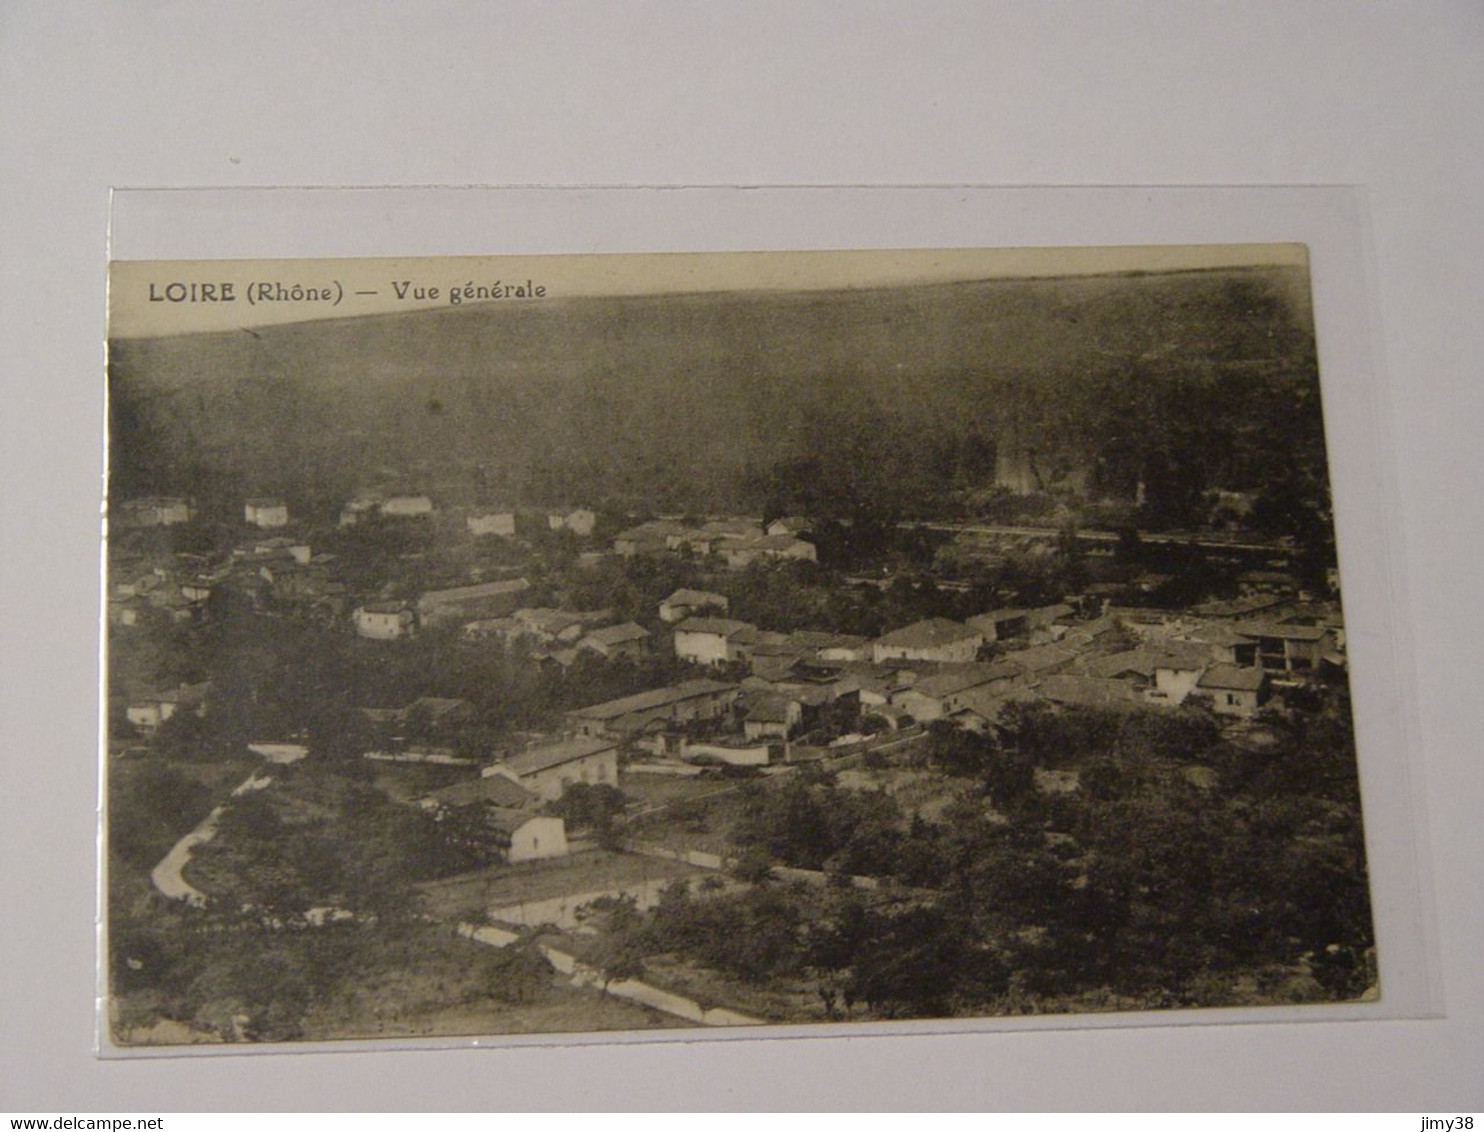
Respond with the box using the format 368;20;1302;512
1232;622;1331;673
612;520;689;556
673;616;755;666
417;578;531;627
417;778;568;861
488;810;569;862
740;691;802;740
339;496;381;526
659;588;730;623
577;621;651;661
787;630;869;662
722;534;817;569
766;516;813;538
244;498;289;528
871;618;984;664
353;601;416;640
889;664;1018;722
118;496;192;528
548;507;597;537
467;510;517;537
380;494;435;518
567;679;739;739
678;738;773;768
1147;642;1218;706
485;735;621;801
966;609;1029;643
126;682;210;732
1197;664;1268;717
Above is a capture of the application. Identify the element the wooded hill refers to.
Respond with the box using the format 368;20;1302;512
109;264;1326;528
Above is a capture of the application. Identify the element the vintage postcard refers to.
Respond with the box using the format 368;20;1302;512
103;245;1374;1048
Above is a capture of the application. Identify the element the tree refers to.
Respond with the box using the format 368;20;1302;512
548;783;628;848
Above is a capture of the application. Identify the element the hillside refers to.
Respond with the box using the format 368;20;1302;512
107;264;1324;522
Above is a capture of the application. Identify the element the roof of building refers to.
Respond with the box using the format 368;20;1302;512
953;683;1043;722
1153;642;1220;671
874;618;982;650
568;679;738;721
674;616;755;638
768;516;814;533
1029;602;1076;623
1002;643;1079;674
732;627;791;648
1184;625;1251;648
423;775;539;810
513;606;585;628
486;807;550;835
983;608;1030;623
582;622;651;646
418;578;531;605
1198;664;1267;692
1035;675;1141;708
140;681;212;707
615;520;691;541
1233;621;1328;642
1082;648;1163;680
662;588;728;608
910;663;1020;700
702;519;766;538
752;533;814;551
740;691;796;724
1190;595;1286;618
788;630;868;651
500;735;619;775
357;601;411;615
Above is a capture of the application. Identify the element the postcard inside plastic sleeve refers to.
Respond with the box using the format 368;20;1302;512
102;244;1374;1049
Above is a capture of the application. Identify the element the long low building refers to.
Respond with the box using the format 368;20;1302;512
483;735;621;801
872;618;985;664
566;678;739;738
416;578;531;627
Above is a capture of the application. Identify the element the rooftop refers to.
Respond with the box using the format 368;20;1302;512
1233;621;1328;642
911;663;1020;699
569;678;738;721
673;616;755;638
501;735;619;775
1035;675;1141;708
1198;664;1267;692
663;588;728;606
874;618;982;650
423;775;539;810
486;807;548;835
740;691;795;724
419;578;531;604
1002;643;1079;673
788;630;868;651
583;622;650;646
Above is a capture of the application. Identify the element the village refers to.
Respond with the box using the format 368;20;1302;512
106;473;1364;1043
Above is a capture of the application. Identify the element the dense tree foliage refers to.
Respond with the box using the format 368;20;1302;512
615;685;1372;1016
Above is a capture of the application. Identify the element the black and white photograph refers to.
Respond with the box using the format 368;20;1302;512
102;244;1376;1048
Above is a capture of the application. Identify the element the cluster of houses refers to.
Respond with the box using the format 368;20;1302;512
113;488;1346;870
401;580;1346;858
340;494;598;539
612;516;817;569
109;529;350;629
